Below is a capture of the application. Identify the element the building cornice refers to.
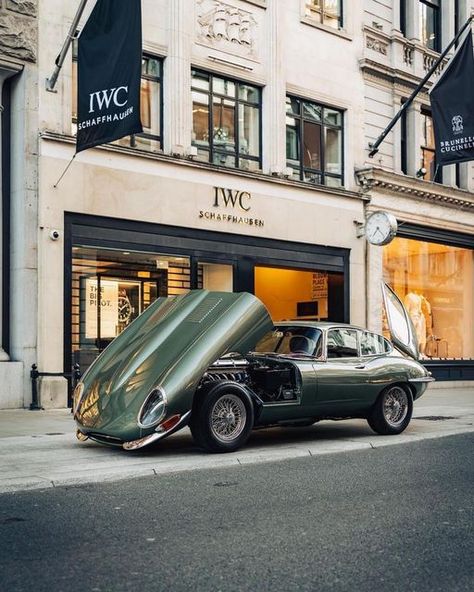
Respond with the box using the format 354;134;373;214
355;166;474;211
40;131;366;202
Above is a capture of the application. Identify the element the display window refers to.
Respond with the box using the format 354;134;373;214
383;237;474;360
254;266;344;323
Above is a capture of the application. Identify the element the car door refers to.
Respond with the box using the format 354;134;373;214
313;327;367;413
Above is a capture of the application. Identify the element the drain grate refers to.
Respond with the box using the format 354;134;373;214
416;416;456;421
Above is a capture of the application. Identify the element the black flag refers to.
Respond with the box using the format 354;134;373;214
77;0;143;153
430;31;474;166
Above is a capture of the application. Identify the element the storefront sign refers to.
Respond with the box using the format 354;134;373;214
85;279;119;338
311;272;328;300
198;186;265;227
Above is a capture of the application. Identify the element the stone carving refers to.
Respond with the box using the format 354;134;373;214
0;13;37;62
6;0;37;17
403;43;414;66
197;0;257;59
366;35;388;56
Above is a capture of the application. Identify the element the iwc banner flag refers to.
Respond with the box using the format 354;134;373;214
77;0;143;153
430;31;474;166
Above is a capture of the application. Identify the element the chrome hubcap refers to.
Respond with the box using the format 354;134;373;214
383;387;409;427
210;394;246;443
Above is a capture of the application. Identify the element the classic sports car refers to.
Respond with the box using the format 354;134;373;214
74;284;434;452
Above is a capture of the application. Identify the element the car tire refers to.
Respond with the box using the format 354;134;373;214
367;384;413;435
190;382;254;453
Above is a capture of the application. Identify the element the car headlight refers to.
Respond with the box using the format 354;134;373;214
138;387;167;428
73;382;85;415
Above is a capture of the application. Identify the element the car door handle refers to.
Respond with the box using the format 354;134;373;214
355;365;366;369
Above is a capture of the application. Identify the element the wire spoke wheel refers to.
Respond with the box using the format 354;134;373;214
383;386;409;427
210;394;247;443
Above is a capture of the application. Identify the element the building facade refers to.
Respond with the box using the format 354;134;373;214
0;0;472;409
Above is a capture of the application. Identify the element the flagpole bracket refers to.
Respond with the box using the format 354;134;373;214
45;79;58;93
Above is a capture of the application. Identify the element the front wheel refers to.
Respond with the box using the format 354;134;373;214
190;382;254;453
367;384;413;435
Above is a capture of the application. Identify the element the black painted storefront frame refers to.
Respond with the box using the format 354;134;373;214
396;221;474;381
64;213;351;398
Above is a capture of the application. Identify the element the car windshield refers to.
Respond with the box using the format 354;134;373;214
254;326;323;357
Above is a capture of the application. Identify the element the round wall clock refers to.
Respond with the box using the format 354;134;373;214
365;211;398;246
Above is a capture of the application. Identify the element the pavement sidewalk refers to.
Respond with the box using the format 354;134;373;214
0;385;472;494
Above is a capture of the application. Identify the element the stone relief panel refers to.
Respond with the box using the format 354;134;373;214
196;0;258;60
0;12;37;62
6;0;37;17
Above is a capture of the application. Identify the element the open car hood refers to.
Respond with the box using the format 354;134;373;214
382;282;419;360
76;291;273;429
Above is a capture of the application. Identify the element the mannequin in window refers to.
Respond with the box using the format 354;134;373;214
404;291;427;354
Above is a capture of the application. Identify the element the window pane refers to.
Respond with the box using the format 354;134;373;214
303;121;321;169
239;104;260;157
324;0;341;28
238;84;259;104
213;152;236;167
133;134;161;152
192;91;210;147
327;329;358;358
142;56;160;78
303;102;322;122
420;2;439;51
213;98;235;150
325;127;342;174
213;77;235;97
140;79;160;137
325;175;342;188
324;107;342;126
303;170;322;184
286;119;300;163
239;158;260;171
192;70;210;91
286;96;300;115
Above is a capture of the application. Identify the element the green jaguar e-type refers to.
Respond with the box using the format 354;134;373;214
74;284;434;452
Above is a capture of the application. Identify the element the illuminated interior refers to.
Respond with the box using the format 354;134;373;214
255;266;344;323
383;237;473;360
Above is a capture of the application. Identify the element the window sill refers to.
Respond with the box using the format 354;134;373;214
300;16;352;41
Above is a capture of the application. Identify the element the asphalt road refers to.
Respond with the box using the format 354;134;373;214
0;433;473;592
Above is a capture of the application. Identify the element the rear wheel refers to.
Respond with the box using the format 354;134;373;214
367;384;413;435
190;382;254;453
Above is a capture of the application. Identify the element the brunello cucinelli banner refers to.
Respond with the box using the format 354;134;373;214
76;0;143;153
430;31;474;166
199;187;265;227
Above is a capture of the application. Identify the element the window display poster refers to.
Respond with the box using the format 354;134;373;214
85;279;119;339
311;272;328;300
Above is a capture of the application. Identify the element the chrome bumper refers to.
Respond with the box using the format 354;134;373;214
123;410;191;451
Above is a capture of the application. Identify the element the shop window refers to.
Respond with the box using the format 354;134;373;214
419;0;441;52
254;266;344;323
191;70;262;171
383;237;474;360
72;45;162;152
305;0;343;29
71;247;190;371
420;110;442;182
286;96;343;187
198;262;233;292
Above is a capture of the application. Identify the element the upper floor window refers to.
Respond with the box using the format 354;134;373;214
421;110;441;182
191;70;262;171
419;0;441;52
305;0;343;29
72;43;162;152
286;96;344;187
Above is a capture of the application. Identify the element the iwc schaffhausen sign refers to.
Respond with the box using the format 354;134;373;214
199;187;265;227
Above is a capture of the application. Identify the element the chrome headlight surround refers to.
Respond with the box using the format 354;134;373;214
138;387;168;428
73;382;85;416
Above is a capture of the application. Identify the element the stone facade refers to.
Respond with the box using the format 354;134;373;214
0;0;473;408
